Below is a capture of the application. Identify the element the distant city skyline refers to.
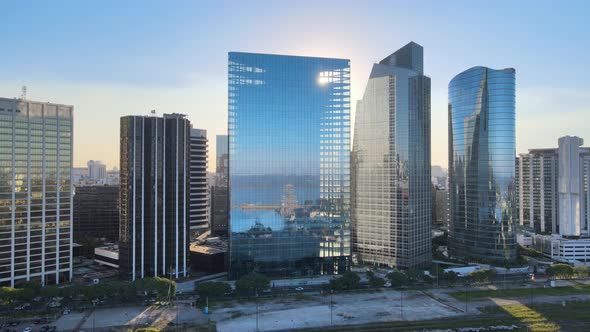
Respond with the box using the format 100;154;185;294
0;1;588;171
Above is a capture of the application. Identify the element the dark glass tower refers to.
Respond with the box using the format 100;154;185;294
119;114;190;280
352;42;432;269
73;185;119;242
228;52;351;279
448;67;517;263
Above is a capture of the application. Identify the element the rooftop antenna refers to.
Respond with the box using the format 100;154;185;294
21;86;27;101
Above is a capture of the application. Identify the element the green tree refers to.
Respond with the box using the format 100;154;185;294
546;264;574;279
405;269;423;282
366;271;385;288
386;271;408;287
329;272;361;291
468;269;495;283
235;273;270;296
442;271;458;284
574;266;590;279
195;282;232;298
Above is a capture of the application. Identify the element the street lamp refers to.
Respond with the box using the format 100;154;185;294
530;275;535;308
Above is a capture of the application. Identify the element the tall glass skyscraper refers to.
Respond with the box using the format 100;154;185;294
352;42;432;269
448;67;517;263
228;52;351;279
0;98;73;287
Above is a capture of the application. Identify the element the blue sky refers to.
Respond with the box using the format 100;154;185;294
1;0;588;170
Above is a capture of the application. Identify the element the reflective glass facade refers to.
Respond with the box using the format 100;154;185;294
0;98;73;287
228;52;351;279
448;67;517;263
352;42;432;269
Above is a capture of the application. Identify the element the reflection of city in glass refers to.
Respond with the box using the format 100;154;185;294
352;42;432;269
228;52;351;278
448;67;517;263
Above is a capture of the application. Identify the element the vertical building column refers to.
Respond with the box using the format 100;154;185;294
141;117;145;279
41;105;46;285
528;155;534;228
175;118;179;279
162;118;166;275
518;156;524;226
540;156;545;233
55;109;61;284
154;119;158;277
10;107;16;287
26;103;31;281
183;122;187;277
132;118;136;281
69;110;74;281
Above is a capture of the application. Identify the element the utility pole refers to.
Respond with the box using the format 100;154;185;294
400;288;404;320
465;283;469;313
256;289;259;331
330;290;333;326
92;303;96;332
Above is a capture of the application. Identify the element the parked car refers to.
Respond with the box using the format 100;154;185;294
23;328;32;332
295;287;304;291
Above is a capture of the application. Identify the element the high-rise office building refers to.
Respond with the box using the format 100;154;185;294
448;66;517;263
558;136;588;236
73;185;119;242
516;149;559;234
0;98;73;287
210;185;228;236
216;135;228;186
517;136;590;236
87;160;106;182
228;52;351;278
189;128;209;236
352;42;432;269
211;134;229;236
119;114;190;280
434;187;448;225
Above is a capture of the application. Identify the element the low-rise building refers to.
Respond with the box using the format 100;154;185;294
534;234;590;264
94;245;120;269
190;237;227;273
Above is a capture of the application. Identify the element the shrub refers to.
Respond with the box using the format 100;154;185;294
195;282;231;298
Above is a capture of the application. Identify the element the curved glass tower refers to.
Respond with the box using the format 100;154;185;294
448;66;517;263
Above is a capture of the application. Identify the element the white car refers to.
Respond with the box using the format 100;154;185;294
295;287;304;291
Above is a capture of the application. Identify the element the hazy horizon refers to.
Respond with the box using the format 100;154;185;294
1;0;588;171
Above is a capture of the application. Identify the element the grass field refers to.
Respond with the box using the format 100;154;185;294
294;300;590;332
449;284;590;301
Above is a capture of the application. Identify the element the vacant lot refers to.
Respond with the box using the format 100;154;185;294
294;300;590;332
213;289;463;332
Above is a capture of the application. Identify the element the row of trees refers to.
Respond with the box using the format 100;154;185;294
195;273;271;298
0;277;176;305
546;264;589;279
